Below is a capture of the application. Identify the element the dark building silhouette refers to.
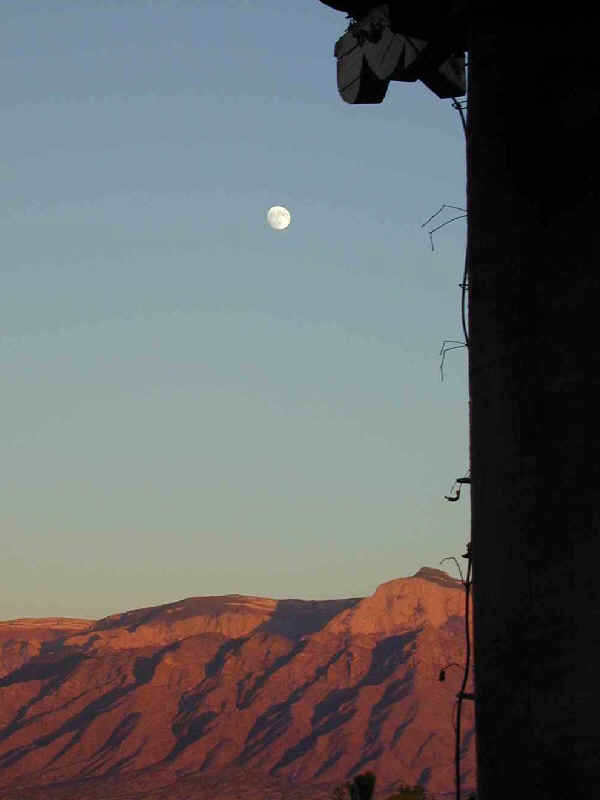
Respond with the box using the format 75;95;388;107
315;2;600;797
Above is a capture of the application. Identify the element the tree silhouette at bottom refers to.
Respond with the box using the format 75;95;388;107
348;771;376;800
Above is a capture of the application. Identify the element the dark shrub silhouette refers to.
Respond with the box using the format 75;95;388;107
332;771;376;800
348;771;376;800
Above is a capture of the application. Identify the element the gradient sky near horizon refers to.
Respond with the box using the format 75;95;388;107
1;0;469;620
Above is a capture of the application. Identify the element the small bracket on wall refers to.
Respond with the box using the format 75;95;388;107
445;474;470;502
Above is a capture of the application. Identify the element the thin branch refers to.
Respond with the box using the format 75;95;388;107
455;553;473;800
440;555;465;584
427;215;468;251
439;340;467;381
421;204;466;229
451;97;467;137
461;237;470;347
439;546;473;800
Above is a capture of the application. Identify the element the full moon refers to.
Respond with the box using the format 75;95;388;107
267;206;291;231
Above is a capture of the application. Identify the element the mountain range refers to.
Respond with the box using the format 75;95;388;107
0;567;475;799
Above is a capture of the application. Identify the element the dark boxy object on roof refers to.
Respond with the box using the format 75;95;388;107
320;1;466;103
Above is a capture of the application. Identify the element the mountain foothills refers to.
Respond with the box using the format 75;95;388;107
0;568;475;799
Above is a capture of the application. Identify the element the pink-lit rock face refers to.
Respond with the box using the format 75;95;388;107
0;569;475;799
0;619;92;679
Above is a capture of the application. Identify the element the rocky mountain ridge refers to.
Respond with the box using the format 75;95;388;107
0;568;475;799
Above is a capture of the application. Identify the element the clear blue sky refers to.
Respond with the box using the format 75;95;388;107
1;0;469;619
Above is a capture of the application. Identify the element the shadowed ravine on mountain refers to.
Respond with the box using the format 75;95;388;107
0;569;475;799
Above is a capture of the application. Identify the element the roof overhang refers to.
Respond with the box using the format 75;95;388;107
318;1;467;103
318;1;467;42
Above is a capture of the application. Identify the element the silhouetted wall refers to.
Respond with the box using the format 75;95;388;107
468;8;600;797
314;2;600;795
